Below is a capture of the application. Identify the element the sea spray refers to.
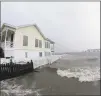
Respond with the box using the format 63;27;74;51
0;79;43;96
57;67;100;82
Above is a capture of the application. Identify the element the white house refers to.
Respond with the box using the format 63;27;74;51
0;23;55;60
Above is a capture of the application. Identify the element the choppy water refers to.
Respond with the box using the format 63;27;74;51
1;78;43;96
52;52;100;82
0;52;100;96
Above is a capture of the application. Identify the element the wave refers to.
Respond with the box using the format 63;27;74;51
0;79;43;96
57;67;100;82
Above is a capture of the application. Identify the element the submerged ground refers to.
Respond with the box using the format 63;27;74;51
1;52;100;96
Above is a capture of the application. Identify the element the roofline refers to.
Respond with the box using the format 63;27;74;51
1;23;55;43
1;23;17;29
16;24;35;29
46;38;55;44
33;24;46;39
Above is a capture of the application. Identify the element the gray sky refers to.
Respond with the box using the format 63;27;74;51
1;2;100;52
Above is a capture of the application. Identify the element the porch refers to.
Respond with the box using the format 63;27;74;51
1;28;15;49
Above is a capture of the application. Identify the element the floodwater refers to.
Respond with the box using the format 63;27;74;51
0;52;100;96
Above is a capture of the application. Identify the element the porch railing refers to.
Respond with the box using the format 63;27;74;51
6;41;13;48
1;43;5;49
1;41;14;48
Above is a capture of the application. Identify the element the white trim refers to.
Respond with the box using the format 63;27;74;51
5;28;8;49
2;23;16;29
16;24;35;29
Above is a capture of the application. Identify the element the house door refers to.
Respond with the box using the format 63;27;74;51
11;34;14;42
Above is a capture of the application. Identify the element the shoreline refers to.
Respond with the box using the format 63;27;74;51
1;65;100;96
1;54;100;96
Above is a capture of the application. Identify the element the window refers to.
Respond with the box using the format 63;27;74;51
45;52;51;56
11;34;14;42
23;35;28;46
45;42;47;48
48;43;50;48
39;52;42;57
25;52;28;58
35;39;38;47
46;42;48;48
39;40;42;48
45;41;50;48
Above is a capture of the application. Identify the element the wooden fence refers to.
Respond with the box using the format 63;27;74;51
0;60;34;81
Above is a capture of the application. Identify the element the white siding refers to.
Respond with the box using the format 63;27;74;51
14;50;46;60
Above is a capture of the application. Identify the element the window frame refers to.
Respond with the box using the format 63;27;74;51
46;42;48;48
39;52;42;57
39;40;42;48
48;42;50;48
45;42;47;48
35;38;38;47
23;35;28;46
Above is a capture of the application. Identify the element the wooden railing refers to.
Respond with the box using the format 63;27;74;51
0;60;34;81
1;42;5;49
6;41;14;48
1;41;14;48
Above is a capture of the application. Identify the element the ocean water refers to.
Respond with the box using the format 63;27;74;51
1;77;43;96
0;52;100;96
52;52;100;82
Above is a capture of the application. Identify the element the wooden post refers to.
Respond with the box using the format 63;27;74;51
31;60;33;70
10;59;13;76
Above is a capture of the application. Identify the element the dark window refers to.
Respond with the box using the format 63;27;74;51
11;34;14;42
39;52;42;57
45;42;50;48
35;39;38;47
46;42;48;48
39;40;42;48
25;52;28;58
45;42;47;48
23;36;28;46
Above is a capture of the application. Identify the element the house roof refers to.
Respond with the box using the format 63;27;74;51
46;38;55;44
1;23;55;43
1;23;16;29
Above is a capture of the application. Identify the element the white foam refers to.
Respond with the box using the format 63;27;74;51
57;67;100;82
1;80;43;96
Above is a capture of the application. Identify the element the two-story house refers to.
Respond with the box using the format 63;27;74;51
0;23;55;60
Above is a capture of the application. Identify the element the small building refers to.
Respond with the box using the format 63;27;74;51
0;23;55;60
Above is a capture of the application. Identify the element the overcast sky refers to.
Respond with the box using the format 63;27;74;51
1;2;100;52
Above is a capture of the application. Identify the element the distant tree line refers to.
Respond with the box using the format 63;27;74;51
85;49;100;52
